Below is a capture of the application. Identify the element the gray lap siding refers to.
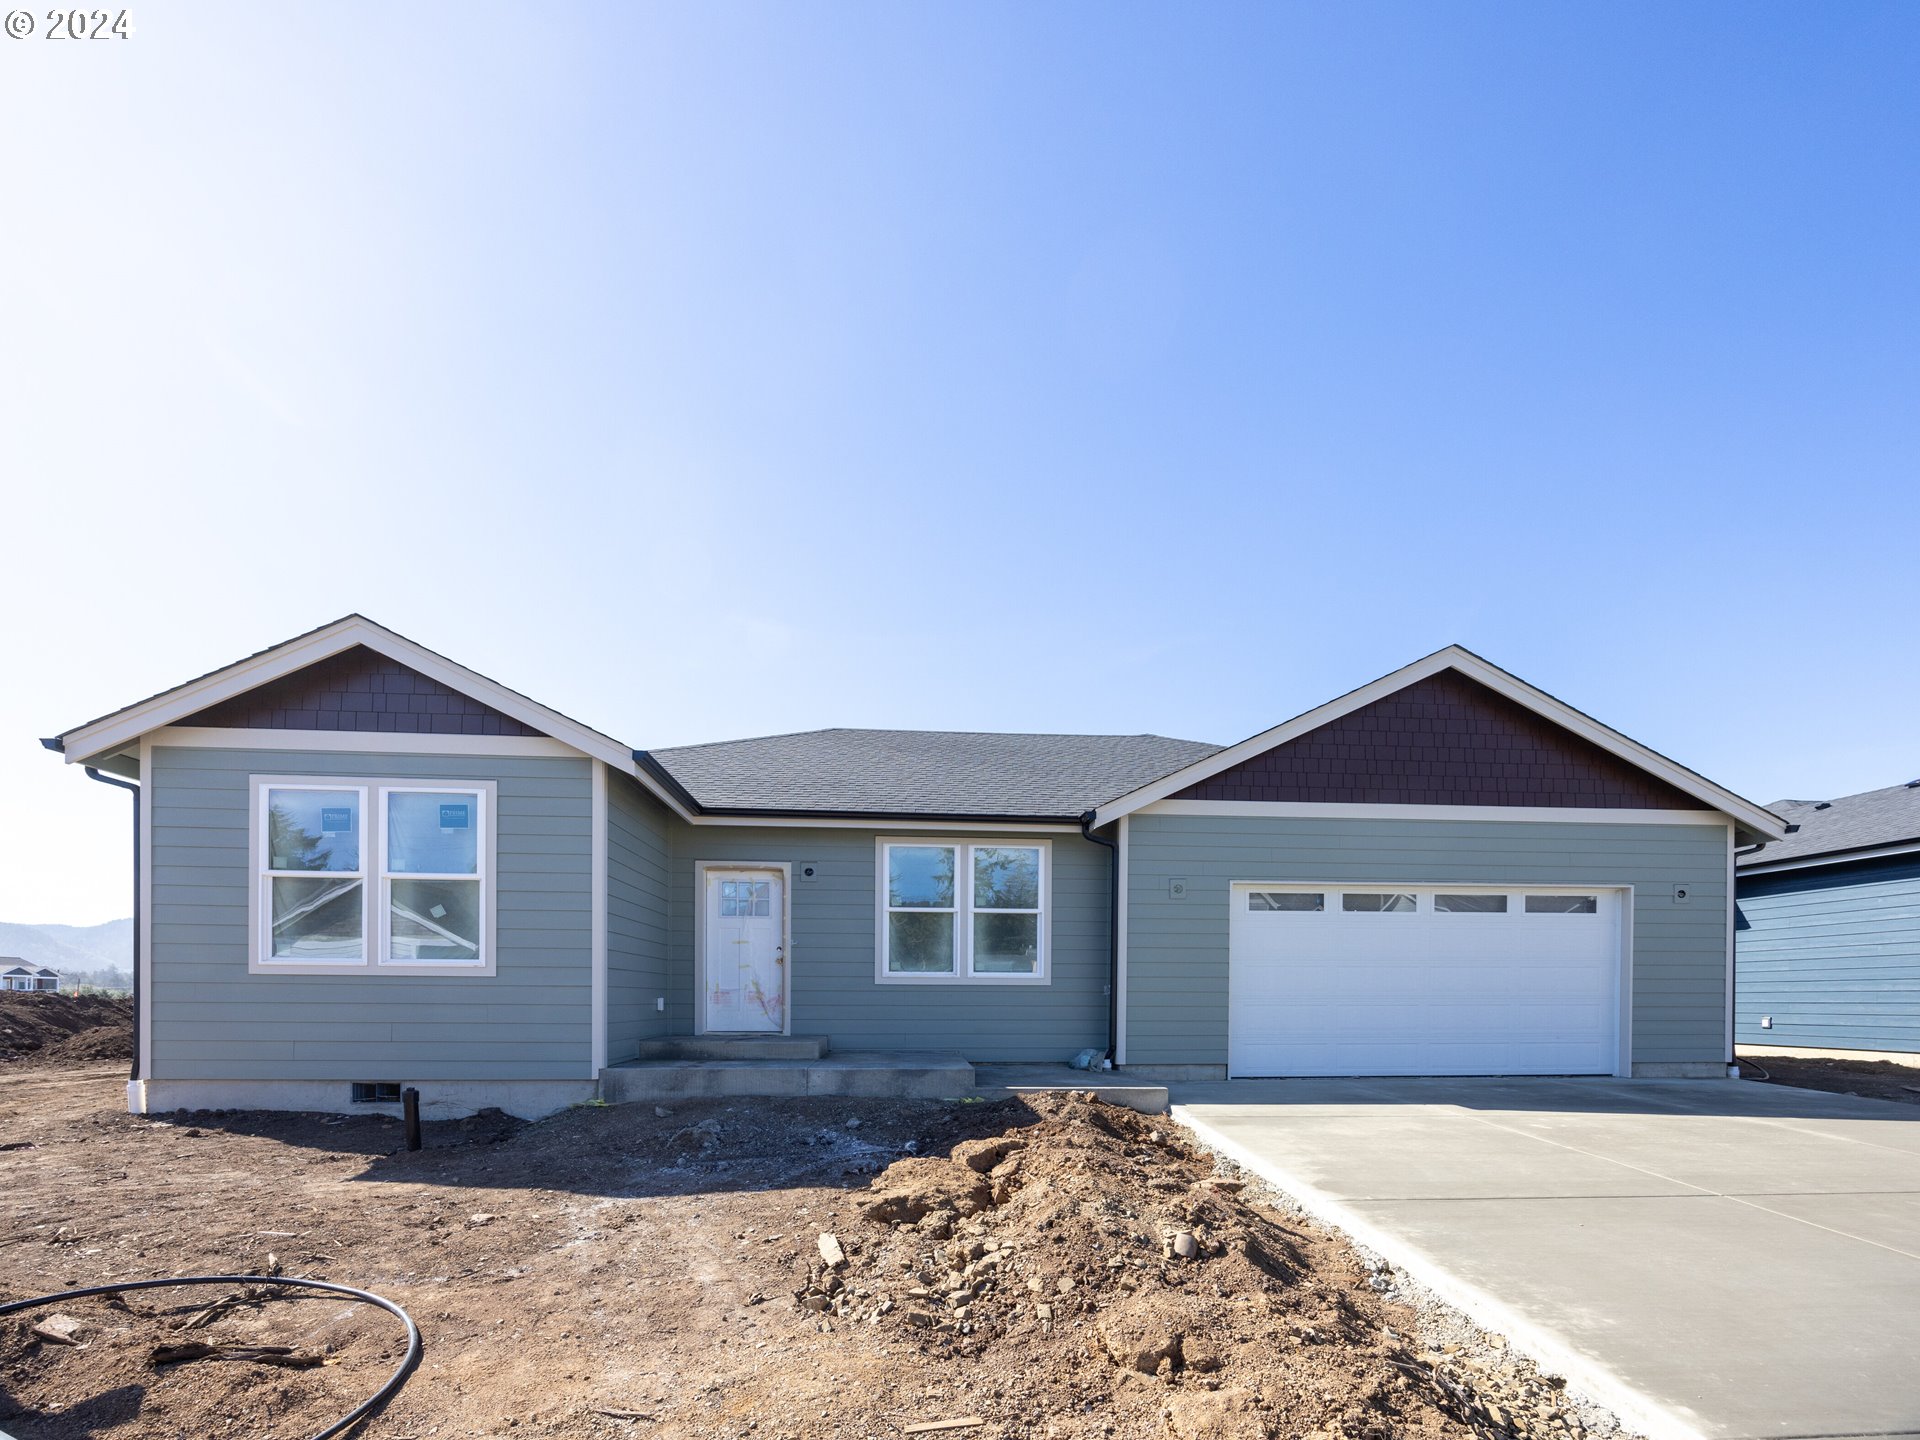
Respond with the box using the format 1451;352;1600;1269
654;826;1109;1060
606;772;673;1062
147;745;594;1081
1124;813;1731;1070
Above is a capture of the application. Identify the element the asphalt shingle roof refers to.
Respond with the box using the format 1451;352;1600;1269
645;729;1221;818
1739;778;1920;868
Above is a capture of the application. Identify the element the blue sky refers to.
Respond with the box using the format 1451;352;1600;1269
4;3;1917;924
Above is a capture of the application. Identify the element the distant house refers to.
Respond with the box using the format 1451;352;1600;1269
1;963;61;992
1736;780;1920;1059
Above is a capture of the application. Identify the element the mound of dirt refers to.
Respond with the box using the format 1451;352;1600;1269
811;1091;1592;1440
0;992;133;1068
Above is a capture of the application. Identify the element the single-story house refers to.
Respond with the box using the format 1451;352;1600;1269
1735;779;1920;1060
1;963;61;992
45;616;1785;1116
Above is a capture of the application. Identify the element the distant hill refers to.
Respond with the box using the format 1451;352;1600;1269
0;920;133;989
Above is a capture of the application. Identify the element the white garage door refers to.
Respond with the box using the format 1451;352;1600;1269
1228;885;1623;1077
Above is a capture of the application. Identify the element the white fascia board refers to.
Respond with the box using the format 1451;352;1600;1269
1094;646;1787;841
55;616;697;821
149;727;581;758
684;814;1080;832
1737;838;1920;877
1141;799;1730;826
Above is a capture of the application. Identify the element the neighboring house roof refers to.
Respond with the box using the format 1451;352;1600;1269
1738;779;1920;874
1;964;57;978
646;729;1221;819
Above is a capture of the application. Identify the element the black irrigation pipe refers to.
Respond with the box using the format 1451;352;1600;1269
0;1275;422;1440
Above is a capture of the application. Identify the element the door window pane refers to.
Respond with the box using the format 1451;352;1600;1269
887;911;955;973
973;847;1040;910
270;877;364;959
719;879;773;918
1249;892;1323;912
389;878;481;962
888;846;955;908
1436;893;1508;913
266;789;360;872
387;791;479;874
1525;894;1599;914
973;912;1039;973
1343;892;1417;913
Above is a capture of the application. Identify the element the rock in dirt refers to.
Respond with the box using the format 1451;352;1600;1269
31;1314;85;1345
817;1232;846;1268
860;1157;990;1224
950;1135;1027;1174
1163;1386;1272;1440
1096;1296;1184;1374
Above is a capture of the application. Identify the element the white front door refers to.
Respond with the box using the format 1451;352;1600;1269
1228;884;1623;1077
702;868;787;1033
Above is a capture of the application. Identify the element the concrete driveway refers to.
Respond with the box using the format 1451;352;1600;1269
1171;1077;1920;1440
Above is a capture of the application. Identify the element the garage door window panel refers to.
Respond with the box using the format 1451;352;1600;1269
1342;892;1418;913
1436;893;1509;914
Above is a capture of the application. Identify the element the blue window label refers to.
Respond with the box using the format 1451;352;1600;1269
439;803;471;830
320;807;353;833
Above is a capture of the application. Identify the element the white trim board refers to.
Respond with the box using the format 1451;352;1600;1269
1114;815;1130;1066
590;760;609;1075
1093;646;1786;841
150;727;580;758
1141;800;1730;827
55;615;695;821
137;735;153;1084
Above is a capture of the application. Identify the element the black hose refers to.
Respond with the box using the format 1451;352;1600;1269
0;1274;422;1440
1738;1055;1772;1081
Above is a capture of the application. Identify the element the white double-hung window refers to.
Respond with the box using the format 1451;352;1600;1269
876;839;1049;983
252;776;496;975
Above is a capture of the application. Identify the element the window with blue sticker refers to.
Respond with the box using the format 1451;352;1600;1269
387;792;480;875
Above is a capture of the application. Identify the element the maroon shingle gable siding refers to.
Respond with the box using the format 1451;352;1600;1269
178;646;546;737
1173;671;1704;810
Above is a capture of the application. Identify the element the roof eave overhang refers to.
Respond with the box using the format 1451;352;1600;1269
51;616;697;821
1091;645;1789;841
1738;836;1920;877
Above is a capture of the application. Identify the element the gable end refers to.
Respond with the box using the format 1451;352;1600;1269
177;645;546;737
1174;670;1704;810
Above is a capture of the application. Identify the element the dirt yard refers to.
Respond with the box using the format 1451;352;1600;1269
0;994;133;1069
0;1068;1616;1440
1740;1052;1920;1106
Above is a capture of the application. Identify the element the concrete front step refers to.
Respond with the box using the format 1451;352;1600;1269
600;1051;974;1103
630;1034;829;1062
970;1063;1170;1114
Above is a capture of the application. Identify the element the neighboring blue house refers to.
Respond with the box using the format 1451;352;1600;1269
1736;780;1920;1059
46;617;1785;1117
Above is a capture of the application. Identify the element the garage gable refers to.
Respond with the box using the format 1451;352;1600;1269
1175;669;1701;810
1094;646;1786;840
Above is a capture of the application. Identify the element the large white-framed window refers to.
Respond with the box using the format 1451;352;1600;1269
249;775;497;976
875;839;1051;984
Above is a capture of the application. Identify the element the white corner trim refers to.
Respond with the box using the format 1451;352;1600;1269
591;760;609;1075
57;615;696;822
1115;815;1129;1066
1724;825;1736;1066
137;735;153;1083
1138;800;1731;826
151;727;580;758
1092;646;1787;841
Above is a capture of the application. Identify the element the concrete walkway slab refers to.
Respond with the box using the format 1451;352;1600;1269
1172;1078;1920;1440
